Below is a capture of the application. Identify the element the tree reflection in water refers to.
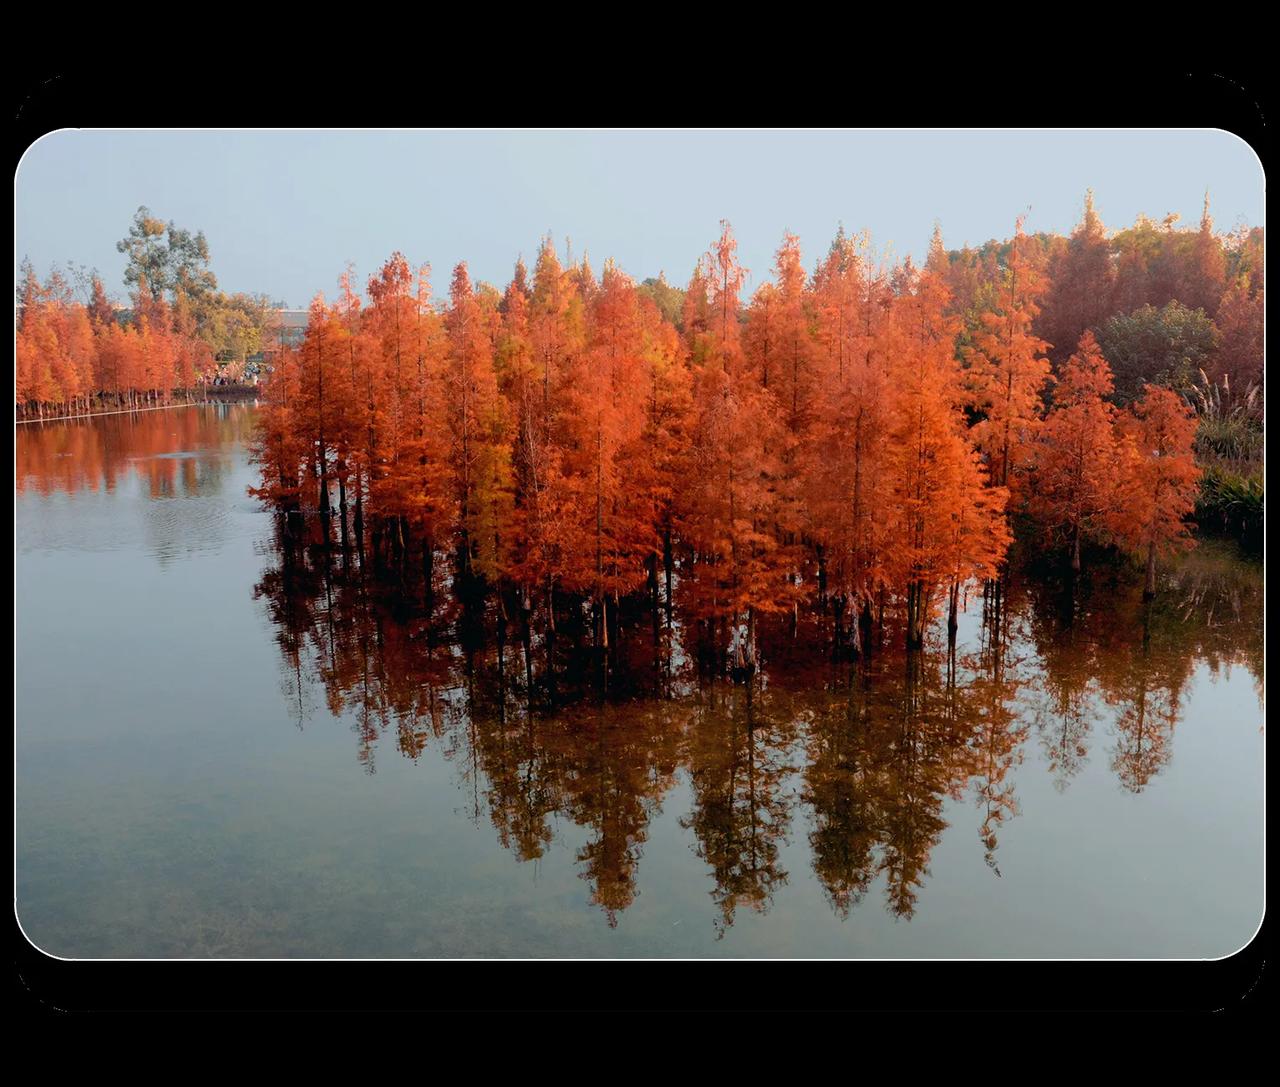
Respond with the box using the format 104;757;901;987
1023;538;1263;796
253;517;1263;931
16;401;253;498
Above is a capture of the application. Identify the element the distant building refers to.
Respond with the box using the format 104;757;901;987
266;309;309;348
248;309;309;378
253;309;307;365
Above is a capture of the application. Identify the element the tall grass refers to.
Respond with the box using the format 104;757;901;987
1186;371;1263;550
1187;370;1264;462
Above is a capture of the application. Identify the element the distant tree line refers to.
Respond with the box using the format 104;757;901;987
16;206;282;416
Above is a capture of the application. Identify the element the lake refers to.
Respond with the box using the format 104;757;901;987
15;403;1265;958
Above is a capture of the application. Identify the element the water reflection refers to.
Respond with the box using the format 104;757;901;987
682;682;797;935
250;512;1262;931
16;403;259;565
16;402;255;498
12;407;1263;961
1024;546;1264;796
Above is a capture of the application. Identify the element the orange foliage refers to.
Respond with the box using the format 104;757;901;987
967;218;1053;497
15;271;211;417
244;215;1211;669
1032;332;1121;570
1109;385;1201;597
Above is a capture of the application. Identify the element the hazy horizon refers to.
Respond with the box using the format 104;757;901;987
16;129;1265;308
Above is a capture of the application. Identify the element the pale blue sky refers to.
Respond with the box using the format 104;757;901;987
16;130;1265;308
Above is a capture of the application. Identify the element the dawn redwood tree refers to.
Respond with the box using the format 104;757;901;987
293;294;346;516
365;253;418;550
1109;384;1201;599
968;217;1053;507
632;289;693;627
96;322;128;402
497;257;556;640
87;275;117;331
324;266;371;540
743;282;780;391
803;227;892;653
1210;274;1264;395
445;261;513;584
679;221;798;670
883;254;1010;649
681;259;713;368
495;259;534;401
497;241;582;662
809;225;865;386
1032;332;1121;572
1180;193;1227;319
249;342;305;513
405;265;452;573
16;258;42;334
550;260;655;653
761;232;815;564
60;305;96;414
770;232;815;440
1037;190;1117;370
16;307;60;412
1225;224;1264;296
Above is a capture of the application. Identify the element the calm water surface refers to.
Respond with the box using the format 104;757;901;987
16;405;1265;957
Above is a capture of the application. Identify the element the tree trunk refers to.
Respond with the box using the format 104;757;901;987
521;595;534;698
423;541;435;612
859;599;873;659
663;526;674;623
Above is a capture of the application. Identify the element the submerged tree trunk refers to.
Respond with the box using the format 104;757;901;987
423;540;435;612
906;582;927;651
647;552;661;652
947;580;959;647
337;473;349;550
545;575;557;701
521;593;535;698
353;466;365;555
663;526;674;624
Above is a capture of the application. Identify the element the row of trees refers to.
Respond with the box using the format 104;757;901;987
252;216;1205;668
16;207;283;417
15;267;214;417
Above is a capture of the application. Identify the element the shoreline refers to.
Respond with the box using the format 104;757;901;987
15;389;260;425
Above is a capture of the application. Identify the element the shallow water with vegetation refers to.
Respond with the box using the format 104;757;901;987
16;404;1264;958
